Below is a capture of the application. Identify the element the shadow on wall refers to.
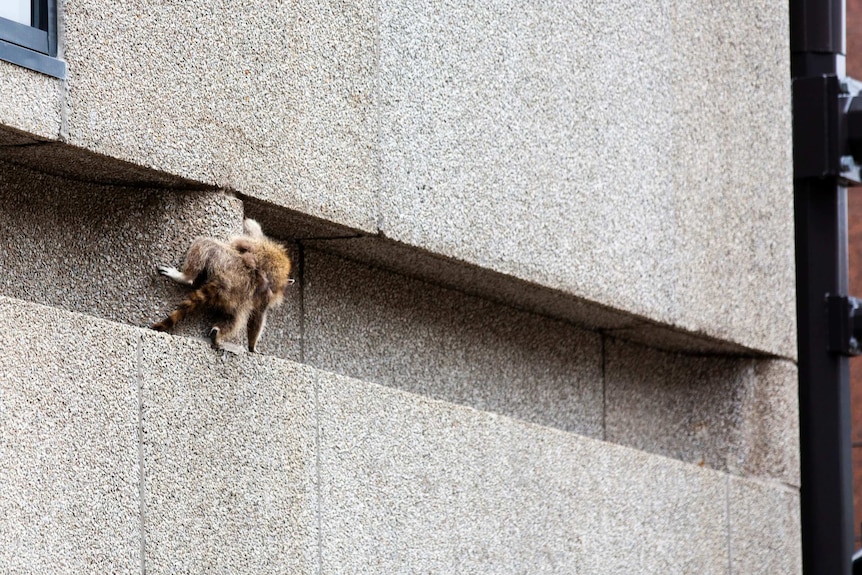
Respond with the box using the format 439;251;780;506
0;158;797;484
0;159;245;338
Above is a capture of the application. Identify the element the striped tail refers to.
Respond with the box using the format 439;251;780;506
150;286;211;332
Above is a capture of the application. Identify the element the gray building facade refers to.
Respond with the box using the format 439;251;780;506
0;0;799;573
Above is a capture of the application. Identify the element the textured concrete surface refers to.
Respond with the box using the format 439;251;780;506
0;296;801;573
376;0;794;359
377;1;674;322
319;373;731;574
0;131;782;357
61;0;378;232
670;0;795;358
1;0;794;357
604;339;800;485
0;60;62;140
303;249;604;436
0;298;141;573
729;478;802;575
305;236;644;333
1;132;210;189
141;333;317;574
0;160;301;357
0;157;797;475
733;361;801;485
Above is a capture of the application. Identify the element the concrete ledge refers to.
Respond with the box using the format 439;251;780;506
0;296;800;573
605;340;800;486
319;372;729;574
300;235;767;356
0;141;772;357
302;249;605;437
0;158;797;487
319;358;800;574
1;0;794;358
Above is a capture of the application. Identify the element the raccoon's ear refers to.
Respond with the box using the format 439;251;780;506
243;218;264;239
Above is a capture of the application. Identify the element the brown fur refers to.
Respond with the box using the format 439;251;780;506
151;219;292;352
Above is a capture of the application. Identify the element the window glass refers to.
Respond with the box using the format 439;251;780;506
0;1;31;26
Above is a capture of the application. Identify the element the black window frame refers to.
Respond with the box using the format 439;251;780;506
0;0;65;79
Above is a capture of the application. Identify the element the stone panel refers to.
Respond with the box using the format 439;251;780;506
303;249;603;436
2;0;794;357
318;373;731;574
670;0;795;359
376;0;793;358
0;60;62;140
139;332;317;574
729;478;802;575
61;0;378;232
0;297;141;574
605;339;799;485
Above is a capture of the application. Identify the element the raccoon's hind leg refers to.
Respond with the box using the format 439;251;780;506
157;238;230;287
208;308;250;350
246;309;268;353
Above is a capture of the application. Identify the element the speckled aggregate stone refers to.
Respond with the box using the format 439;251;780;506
0;60;62;140
604;339;800;486
4;0;795;357
729;478;802;575
1;129;213;189
0;298;141;573
0;296;800;573
318;373;733;574
306;236;644;333
303;249;604;436
61;0;378;232
376;0;794;358
670;0;795;360
140;333;317;574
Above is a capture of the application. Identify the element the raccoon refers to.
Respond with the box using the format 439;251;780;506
151;218;293;352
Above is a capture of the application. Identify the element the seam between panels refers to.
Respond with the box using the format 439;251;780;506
314;370;323;575
136;335;147;575
726;474;733;575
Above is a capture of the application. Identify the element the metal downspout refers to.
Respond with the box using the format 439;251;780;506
791;0;855;573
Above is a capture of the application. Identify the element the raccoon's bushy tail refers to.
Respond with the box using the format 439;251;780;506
150;284;216;332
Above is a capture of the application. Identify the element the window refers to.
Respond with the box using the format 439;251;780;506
0;0;65;78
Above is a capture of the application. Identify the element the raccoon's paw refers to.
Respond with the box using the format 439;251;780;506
208;326;220;346
158;265;192;285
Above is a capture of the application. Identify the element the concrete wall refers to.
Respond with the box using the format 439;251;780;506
0;159;800;570
0;161;798;481
0;0;799;572
0;0;794;357
0;298;800;574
